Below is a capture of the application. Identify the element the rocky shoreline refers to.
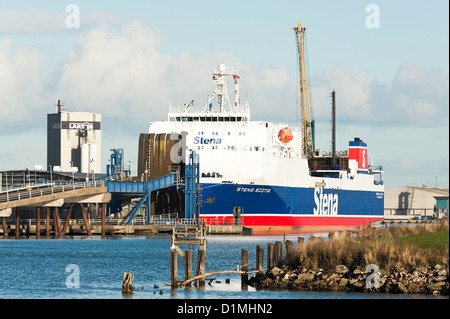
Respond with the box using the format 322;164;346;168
247;264;449;296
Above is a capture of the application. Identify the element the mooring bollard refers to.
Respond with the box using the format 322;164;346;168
122;272;135;294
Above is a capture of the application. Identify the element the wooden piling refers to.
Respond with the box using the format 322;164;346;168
195;249;206;287
267;243;274;268
46;208;50;236
15;207;20;239
170;250;178;289
185;250;192;287
256;245;264;271
121;272;135;294
62;204;73;235
52;207;60;236
285;240;294;262
79;204;92;236
241;249;248;284
275;241;282;266
101;203;106;239
36;207;41;238
2;217;8;237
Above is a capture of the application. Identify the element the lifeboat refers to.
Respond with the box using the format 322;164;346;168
278;127;293;143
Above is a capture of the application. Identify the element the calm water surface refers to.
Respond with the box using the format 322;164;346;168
0;234;444;299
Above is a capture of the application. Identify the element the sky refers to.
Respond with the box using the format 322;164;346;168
0;0;448;190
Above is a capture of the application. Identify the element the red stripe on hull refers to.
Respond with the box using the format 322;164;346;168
200;215;383;235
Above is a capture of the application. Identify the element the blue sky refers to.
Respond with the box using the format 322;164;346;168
0;0;448;189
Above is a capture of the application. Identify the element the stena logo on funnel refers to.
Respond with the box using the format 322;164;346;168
313;188;338;215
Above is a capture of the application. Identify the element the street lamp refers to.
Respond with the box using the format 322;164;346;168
49;165;53;185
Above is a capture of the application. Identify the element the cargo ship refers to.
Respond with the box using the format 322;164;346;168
138;62;384;234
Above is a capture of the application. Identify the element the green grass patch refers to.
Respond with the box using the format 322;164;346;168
394;231;449;251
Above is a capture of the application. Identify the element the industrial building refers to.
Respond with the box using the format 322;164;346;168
47;100;101;174
384;186;449;220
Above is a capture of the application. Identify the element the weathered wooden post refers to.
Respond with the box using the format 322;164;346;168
15;207;20;239
53;207;60;236
121;272;135;294
256;245;264;271
79;204;92;236
241;249;248;284
36;207;41;238
185;250;192;288
46;208;50;236
285;240;294;263
267;243;274;268
101;203;106;239
170;250;178;289
195;249;206;287
275;241;282;266
256;245;261;271
2;217;8;237
62;204;73;235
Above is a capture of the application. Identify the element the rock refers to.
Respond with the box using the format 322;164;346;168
261;278;273;288
349;278;358;286
352;281;364;289
397;282;408;293
335;265;349;274
399;278;409;286
430;276;447;283
427;282;445;292
339;278;349;287
437;269;447;276
408;282;421;293
270;267;282;278
434;264;442;271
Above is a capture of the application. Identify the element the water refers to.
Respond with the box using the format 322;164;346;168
0;234;444;299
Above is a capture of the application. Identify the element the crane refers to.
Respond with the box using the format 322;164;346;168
294;23;315;158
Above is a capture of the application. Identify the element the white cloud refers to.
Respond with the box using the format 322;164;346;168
56;21;299;131
309;62;449;127
0;38;48;132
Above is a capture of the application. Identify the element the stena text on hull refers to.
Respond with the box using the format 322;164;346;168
147;63;384;234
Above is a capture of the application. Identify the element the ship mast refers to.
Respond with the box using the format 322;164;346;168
294;23;314;158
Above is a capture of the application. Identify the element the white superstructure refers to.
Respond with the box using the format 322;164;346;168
148;64;382;192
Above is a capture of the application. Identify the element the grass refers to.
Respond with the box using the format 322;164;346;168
290;221;449;274
394;231;449;251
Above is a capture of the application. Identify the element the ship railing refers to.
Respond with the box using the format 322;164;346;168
200;216;244;226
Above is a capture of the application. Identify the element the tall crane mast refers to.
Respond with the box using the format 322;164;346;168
294;23;314;158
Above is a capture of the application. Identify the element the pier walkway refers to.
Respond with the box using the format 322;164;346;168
0;181;109;216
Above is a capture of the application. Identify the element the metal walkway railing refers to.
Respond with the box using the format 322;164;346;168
0;181;106;204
